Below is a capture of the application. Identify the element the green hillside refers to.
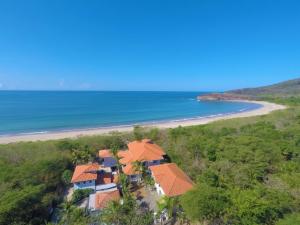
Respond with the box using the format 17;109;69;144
228;78;300;98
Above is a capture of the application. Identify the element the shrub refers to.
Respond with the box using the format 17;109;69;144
71;189;93;204
61;170;72;185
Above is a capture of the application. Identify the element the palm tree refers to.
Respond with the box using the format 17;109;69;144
100;200;122;225
71;145;90;165
60;201;74;214
144;174;155;188
100;193;144;225
110;143;122;173
132;160;146;184
157;196;179;221
59;201;76;222
110;143;119;158
119;173;130;198
132;160;144;173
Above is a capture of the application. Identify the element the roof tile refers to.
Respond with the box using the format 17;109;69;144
149;163;194;197
118;139;165;175
71;163;99;183
94;190;120;209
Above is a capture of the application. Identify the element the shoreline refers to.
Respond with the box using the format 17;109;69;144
0;100;286;144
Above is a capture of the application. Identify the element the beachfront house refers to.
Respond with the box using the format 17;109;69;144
71;164;99;190
71;163;118;192
117;139;166;182
149;163;194;197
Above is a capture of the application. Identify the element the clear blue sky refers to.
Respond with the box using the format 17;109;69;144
0;0;299;91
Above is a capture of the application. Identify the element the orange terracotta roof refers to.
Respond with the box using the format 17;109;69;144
118;150;132;164
118;139;165;165
95;190;120;209
149;163;194;197
99;149;113;158
71;164;99;183
122;163;141;175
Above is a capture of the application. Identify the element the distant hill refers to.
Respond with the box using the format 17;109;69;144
228;78;300;98
198;78;300;101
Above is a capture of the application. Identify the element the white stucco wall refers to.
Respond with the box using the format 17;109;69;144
88;193;96;211
149;170;165;196
154;182;165;196
74;180;96;190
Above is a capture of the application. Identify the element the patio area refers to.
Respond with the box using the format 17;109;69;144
132;184;161;212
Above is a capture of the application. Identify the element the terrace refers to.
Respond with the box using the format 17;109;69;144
133;185;161;212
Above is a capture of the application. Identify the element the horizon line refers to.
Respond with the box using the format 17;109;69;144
0;89;222;93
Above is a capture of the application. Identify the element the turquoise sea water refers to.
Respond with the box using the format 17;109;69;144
0;91;261;135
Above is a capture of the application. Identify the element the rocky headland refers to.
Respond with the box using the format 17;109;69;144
197;93;252;101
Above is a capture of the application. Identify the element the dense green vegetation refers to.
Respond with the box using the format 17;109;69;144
1;96;300;224
0;142;72;225
142;98;299;224
161;102;300;224
276;213;300;225
99;190;154;225
0;135;127;225
71;189;94;205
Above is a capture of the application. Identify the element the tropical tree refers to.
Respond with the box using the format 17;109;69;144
110;143;120;158
100;200;123;225
144;174;155;188
132;160;147;184
58;200;94;225
110;143;122;172
132;160;145;174
157;196;180;220
99;194;153;225
133;126;143;141
71;145;91;165
119;173;130;199
59;201;76;222
61;169;72;185
180;184;230;223
71;189;93;204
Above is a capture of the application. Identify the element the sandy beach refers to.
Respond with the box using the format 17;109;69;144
0;100;286;144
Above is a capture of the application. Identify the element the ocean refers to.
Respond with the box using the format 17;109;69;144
0;91;261;135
